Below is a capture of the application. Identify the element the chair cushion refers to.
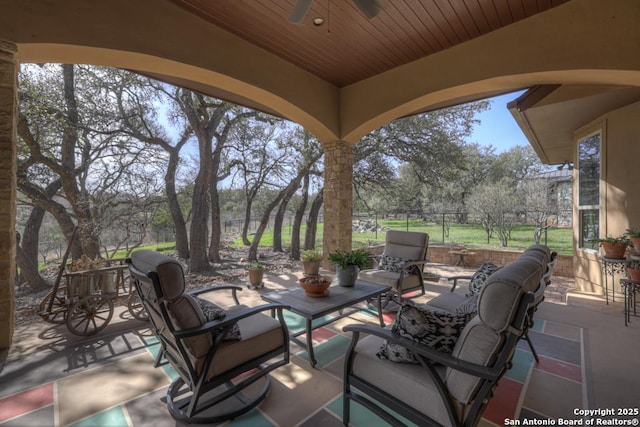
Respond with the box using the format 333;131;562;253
353;334;452;426
170;294;212;359
130;250;186;301
466;262;500;296
358;268;422;291
378;255;410;273
205;310;285;379
377;304;476;363
195;298;241;341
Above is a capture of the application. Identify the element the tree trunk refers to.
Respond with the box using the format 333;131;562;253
272;194;292;253
166;152;189;259
241;198;253;247
304;189;323;250
290;175;309;259
16;232;49;291
208;182;222;262
248;178;302;261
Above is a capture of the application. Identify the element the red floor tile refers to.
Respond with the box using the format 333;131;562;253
0;383;54;422
483;377;524;424
535;355;582;382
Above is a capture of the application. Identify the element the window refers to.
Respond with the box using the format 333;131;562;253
577;132;601;249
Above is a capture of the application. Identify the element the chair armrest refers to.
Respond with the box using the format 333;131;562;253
446;275;473;292
369;254;382;267
190;284;243;305
175;303;290;339
343;323;498;380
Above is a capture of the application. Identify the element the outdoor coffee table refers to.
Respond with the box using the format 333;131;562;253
261;280;390;367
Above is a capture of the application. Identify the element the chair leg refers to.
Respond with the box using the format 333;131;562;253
524;331;540;363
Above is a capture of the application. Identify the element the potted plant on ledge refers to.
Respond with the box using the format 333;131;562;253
591;236;630;259
300;249;323;276
328;249;370;287
625;228;640;255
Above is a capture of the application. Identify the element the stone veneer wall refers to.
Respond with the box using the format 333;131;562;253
0;40;17;349
322;141;353;269
366;244;573;277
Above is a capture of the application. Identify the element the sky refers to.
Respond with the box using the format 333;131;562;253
468;91;530;153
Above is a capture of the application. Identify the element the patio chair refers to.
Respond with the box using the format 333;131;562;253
358;230;429;306
427;245;557;363
342;246;549;427
126;250;289;424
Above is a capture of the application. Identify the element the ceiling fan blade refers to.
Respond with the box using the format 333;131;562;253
289;0;314;24
352;0;382;19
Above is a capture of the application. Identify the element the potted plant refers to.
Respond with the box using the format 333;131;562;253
247;261;264;287
627;258;640;282
301;249;323;276
625;228;640;255
591;236;629;259
299;274;332;297
328;249;370;287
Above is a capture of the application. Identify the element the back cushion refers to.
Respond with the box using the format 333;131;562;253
169;294;212;359
444;250;547;404
131;250;186;300
383;231;429;261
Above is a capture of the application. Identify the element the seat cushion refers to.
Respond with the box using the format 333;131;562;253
377;304;476;363
352;334;452;427
205;310;285;379
358;268;422;291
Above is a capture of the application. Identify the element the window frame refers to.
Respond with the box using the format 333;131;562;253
576;130;602;251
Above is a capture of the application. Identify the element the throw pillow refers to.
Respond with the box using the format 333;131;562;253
466;262;500;296
195;298;241;341
378;255;417;275
377;304;475;364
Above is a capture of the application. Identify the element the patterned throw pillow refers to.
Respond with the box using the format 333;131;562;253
195;298;241;341
378;255;417;275
377;304;475;364
466;262;500;296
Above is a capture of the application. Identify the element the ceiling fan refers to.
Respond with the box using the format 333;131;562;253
289;0;382;24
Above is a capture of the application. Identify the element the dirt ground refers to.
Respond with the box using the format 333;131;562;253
14;246;300;328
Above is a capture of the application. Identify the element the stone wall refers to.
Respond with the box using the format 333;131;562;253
0;40;17;349
366;244;574;277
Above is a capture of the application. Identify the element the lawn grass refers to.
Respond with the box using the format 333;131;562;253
235;219;574;255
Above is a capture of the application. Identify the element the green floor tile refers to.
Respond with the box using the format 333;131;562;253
297;334;351;368
506;348;535;383
69;406;129;427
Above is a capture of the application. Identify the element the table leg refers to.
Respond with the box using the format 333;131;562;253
306;318;317;368
624;282;629;326
377;294;385;327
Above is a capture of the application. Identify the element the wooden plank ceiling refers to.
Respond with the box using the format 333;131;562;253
170;0;569;87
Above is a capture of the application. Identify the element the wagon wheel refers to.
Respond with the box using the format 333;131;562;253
127;291;148;321
38;288;67;324
66;295;114;336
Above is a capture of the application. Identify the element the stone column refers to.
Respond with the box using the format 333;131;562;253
322;140;354;269
0;40;17;350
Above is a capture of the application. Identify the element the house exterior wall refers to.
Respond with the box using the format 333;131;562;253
573;101;640;295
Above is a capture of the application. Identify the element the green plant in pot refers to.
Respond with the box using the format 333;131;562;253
300;249;323;276
590;236;629;259
627;258;640;282
327;249;370;287
625;228;640;255
247;261;264;286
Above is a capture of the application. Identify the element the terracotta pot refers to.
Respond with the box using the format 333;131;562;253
630;237;640;255
627;267;640;282
248;268;264;286
299;276;331;297
601;242;627;259
302;260;321;276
